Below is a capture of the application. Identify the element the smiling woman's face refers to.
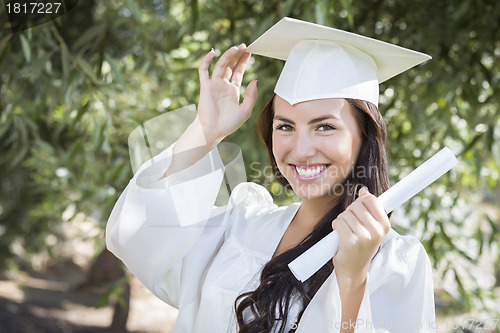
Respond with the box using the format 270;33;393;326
272;95;362;201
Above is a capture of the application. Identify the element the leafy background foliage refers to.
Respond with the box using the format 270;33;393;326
1;0;499;325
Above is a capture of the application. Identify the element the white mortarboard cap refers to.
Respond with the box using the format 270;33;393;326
247;17;431;107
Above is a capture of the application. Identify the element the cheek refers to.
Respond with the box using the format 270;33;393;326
271;134;286;161
320;135;355;162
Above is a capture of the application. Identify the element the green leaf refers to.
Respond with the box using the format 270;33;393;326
91;116;102;148
72;23;106;52
64;74;78;106
76;57;100;84
61;45;70;81
140;59;151;74
0;34;12;53
20;34;31;63
96;285;115;308
191;0;198;31
74;100;90;123
104;54;125;87
485;213;498;247
68;138;86;164
340;0;354;27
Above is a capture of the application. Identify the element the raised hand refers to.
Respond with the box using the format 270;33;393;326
162;44;258;178
197;43;258;145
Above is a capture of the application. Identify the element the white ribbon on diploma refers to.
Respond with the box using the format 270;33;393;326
288;147;459;282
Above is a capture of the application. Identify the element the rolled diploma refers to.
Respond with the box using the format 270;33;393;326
288;147;458;282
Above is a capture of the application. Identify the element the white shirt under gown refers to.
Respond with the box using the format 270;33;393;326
106;143;436;333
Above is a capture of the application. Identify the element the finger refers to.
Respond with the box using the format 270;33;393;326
223;67;234;82
356;186;390;231
240;80;258;114
212;45;243;79
199;49;215;83
333;216;353;235
333;218;354;248
340;210;370;239
223;45;247;81
358;194;391;233
230;51;251;85
348;201;381;237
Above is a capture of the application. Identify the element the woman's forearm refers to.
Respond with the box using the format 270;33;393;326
337;271;367;333
162;116;218;178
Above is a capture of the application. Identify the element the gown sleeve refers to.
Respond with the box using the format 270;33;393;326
297;231;436;333
361;233;436;332
105;143;228;308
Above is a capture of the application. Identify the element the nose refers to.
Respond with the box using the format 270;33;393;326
292;130;316;161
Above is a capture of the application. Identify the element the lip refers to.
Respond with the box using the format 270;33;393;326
290;164;330;183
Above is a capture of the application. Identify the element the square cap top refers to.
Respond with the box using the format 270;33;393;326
247;17;431;106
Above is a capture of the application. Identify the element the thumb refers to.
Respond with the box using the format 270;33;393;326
240;80;258;114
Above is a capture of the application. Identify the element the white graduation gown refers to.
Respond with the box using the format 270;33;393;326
106;144;436;333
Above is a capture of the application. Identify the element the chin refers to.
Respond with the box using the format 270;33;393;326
290;182;338;201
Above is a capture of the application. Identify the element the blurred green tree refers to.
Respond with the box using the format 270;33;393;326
1;0;499;328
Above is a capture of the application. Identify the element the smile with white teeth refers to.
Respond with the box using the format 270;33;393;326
295;165;327;178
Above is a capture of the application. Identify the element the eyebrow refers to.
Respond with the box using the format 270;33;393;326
273;114;339;125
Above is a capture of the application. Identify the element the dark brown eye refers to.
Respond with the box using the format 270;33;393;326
316;123;336;131
275;124;294;131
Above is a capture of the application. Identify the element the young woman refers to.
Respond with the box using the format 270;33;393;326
107;18;435;333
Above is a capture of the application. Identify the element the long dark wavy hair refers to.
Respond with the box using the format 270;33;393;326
234;94;391;333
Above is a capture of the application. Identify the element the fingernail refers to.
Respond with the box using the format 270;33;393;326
210;48;214;53
356;185;367;198
360;186;369;195
239;43;246;48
